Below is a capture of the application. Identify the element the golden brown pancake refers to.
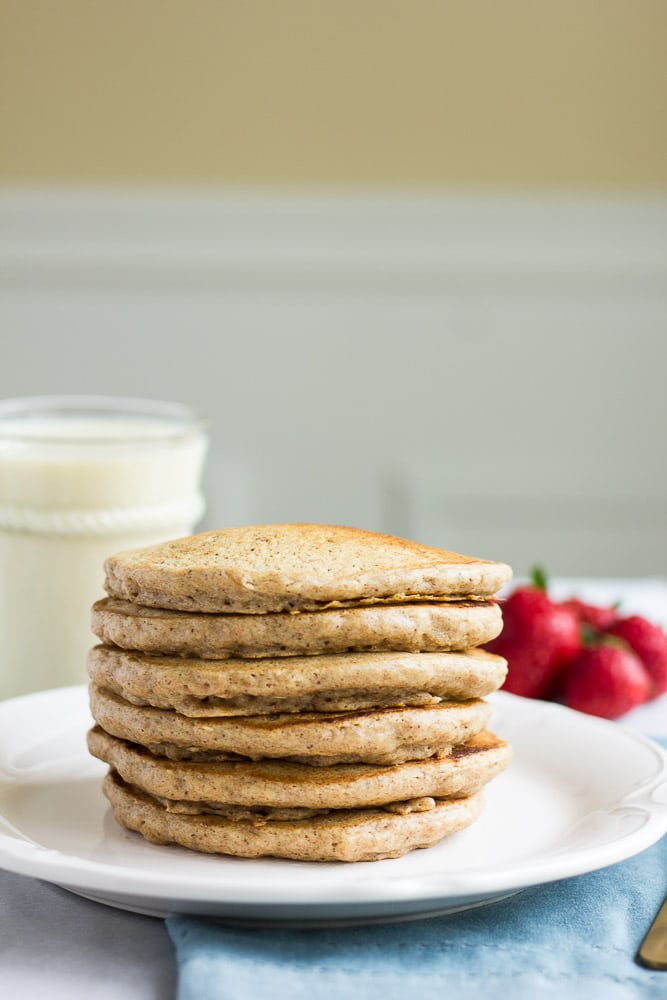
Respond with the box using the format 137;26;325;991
87;644;507;716
89;684;492;765
91;597;503;659
103;770;486;862
103;524;512;614
88;725;511;809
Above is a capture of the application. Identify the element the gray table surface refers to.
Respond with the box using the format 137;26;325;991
0;870;176;999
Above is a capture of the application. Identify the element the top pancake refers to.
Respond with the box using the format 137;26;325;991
104;523;512;614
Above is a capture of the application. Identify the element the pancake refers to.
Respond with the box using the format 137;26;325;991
87;645;508;717
91;524;512;861
88;726;512;809
103;523;512;614
91;597;503;659
89;684;492;765
102;770;485;861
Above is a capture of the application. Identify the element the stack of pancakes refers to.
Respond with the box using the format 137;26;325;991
88;524;512;862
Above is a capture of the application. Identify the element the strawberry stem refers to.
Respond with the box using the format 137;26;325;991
531;566;548;591
581;624;597;646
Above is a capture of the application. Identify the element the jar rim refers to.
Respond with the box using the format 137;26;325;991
0;395;208;446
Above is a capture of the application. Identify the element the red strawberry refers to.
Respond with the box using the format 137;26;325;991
560;598;619;633
562;644;651;718
487;583;581;699
606;615;667;696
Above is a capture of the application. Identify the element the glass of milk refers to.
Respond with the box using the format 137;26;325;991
0;396;208;699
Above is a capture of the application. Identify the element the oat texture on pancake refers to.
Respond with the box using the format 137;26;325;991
89;524;512;862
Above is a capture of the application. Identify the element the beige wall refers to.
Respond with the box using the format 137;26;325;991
1;1;666;189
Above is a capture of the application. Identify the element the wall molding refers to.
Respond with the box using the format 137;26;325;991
2;187;666;576
1;187;666;291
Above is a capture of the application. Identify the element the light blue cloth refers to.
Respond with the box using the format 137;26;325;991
167;829;666;1000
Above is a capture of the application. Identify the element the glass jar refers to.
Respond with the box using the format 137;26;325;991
0;396;208;698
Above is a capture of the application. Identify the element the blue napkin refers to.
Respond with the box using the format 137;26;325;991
167;838;666;1000
167;761;667;1000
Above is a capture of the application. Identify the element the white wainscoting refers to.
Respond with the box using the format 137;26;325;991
1;189;666;576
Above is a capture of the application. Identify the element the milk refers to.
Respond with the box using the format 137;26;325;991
0;398;207;699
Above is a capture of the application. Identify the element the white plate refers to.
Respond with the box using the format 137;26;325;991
0;686;665;925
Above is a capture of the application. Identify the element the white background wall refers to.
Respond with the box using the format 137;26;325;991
1;190;666;578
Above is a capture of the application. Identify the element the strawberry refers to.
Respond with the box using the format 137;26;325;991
562;644;651;719
486;575;581;699
560;597;620;633
605;615;667;696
